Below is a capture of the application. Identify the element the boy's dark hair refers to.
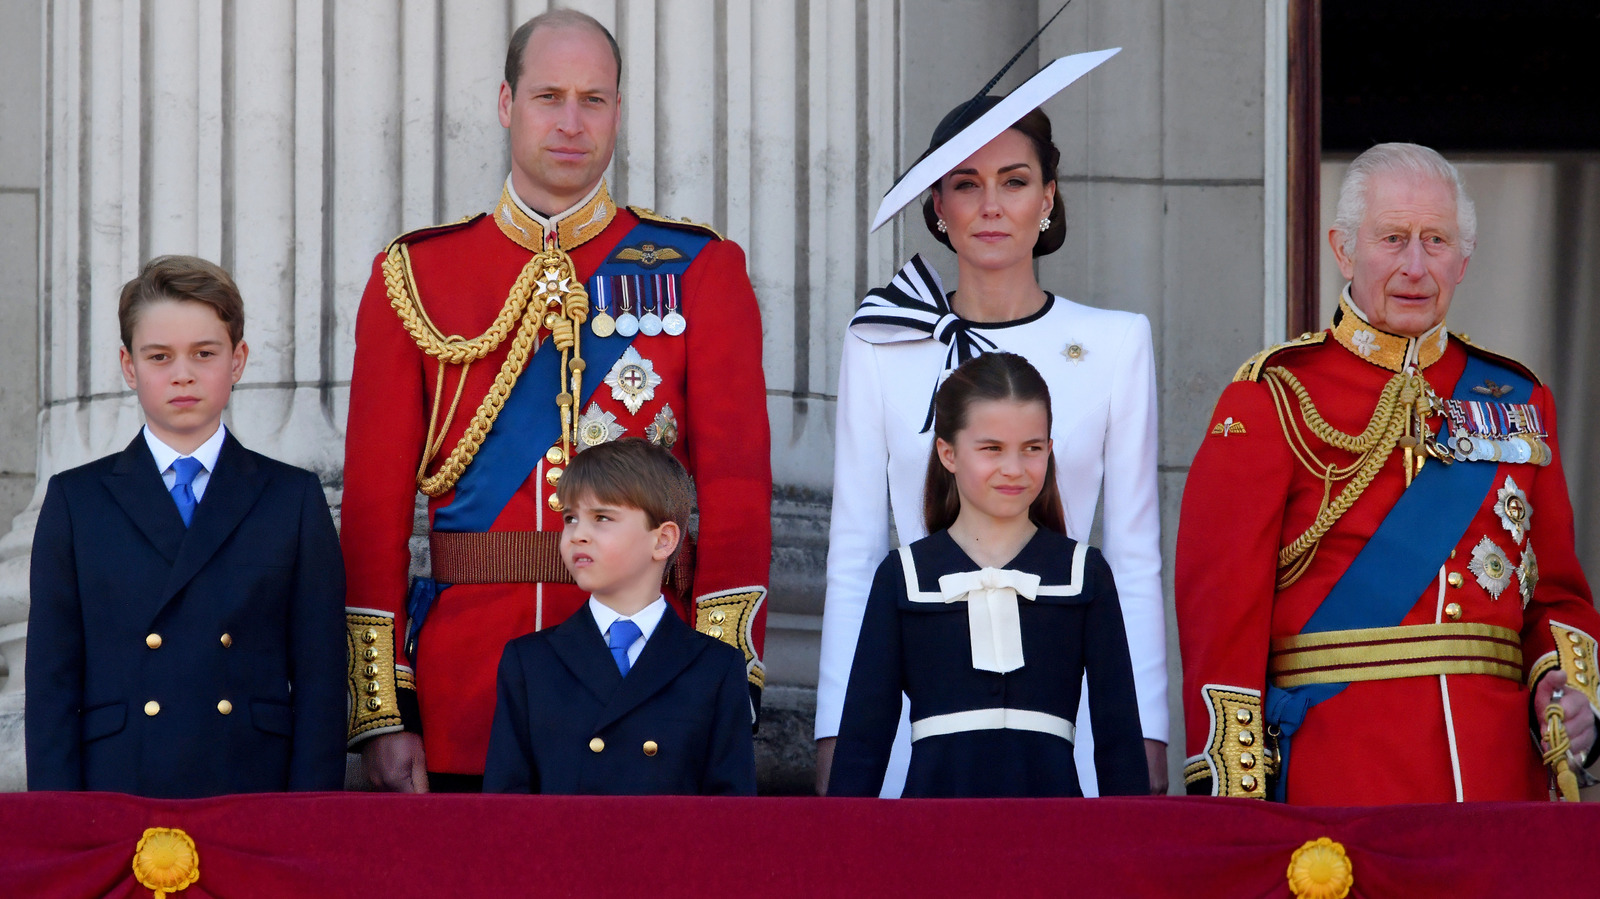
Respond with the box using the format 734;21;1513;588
505;9;622;94
557;438;694;566
118;255;245;350
922;352;1066;535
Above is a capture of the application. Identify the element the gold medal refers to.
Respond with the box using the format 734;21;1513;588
591;311;617;338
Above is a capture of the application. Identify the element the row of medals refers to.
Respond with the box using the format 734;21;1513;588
589;303;685;339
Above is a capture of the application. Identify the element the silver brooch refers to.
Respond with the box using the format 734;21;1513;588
604;346;662;415
646;404;679;449
1493;476;1532;545
576;402;624;451
1062;341;1086;365
1468;536;1512;600
1517;543;1539;609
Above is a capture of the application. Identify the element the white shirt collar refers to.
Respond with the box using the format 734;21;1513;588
588;595;669;643
504;174;605;232
143;423;227;475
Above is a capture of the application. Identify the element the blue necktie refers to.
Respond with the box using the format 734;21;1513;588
607;619;642;677
170;457;204;527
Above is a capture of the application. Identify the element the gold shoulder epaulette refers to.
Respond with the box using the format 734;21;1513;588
384;213;483;253
1233;331;1328;383
627;205;723;241
1453;332;1544;386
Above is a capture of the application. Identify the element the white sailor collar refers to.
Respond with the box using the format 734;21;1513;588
899;529;1088;601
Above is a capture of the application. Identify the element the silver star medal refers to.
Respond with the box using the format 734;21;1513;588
646;404;679;449
1468;536;1512;600
576;402;624;452
1493;476;1532;544
604;346;662;415
1062;340;1087;365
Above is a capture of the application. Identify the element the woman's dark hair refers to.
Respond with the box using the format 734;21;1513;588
922;352;1066;535
920;102;1066;258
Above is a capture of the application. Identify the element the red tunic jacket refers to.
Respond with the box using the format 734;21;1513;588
1178;297;1600;805
342;182;771;774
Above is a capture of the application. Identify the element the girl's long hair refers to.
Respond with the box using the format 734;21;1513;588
922;352;1067;535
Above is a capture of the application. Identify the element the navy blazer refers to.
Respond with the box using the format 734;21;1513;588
483;603;756;795
25;432;347;797
831;529;1149;798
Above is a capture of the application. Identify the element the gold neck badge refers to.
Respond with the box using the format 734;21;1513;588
494;179;617;253
1330;290;1449;373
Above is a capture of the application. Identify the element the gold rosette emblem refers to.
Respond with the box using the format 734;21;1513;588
1287;837;1353;899
132;827;200;898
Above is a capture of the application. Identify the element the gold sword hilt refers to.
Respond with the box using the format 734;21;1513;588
1543;702;1580;802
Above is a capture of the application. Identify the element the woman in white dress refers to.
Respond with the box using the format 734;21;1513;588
815;53;1169;796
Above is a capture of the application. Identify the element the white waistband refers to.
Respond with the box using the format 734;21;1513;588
908;708;1075;743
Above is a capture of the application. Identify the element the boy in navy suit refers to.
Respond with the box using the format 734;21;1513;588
483;438;756;795
26;255;347;798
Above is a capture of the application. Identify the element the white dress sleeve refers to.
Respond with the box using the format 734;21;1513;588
815;331;894;740
1099;312;1169;743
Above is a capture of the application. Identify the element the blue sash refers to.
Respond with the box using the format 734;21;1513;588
405;221;712;657
1265;352;1531;800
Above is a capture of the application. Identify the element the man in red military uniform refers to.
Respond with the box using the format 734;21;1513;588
342;9;771;792
1177;143;1599;805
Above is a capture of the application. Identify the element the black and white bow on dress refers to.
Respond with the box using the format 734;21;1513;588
848;254;1000;433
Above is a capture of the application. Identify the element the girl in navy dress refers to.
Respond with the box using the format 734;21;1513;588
830;352;1148;797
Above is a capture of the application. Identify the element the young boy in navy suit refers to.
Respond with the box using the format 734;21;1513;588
26;255;347;798
483;438;756;795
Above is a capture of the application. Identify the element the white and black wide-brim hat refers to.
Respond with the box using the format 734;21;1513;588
869;47;1120;235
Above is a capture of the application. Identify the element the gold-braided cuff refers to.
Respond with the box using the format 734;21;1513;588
347;609;407;746
1193;685;1269;798
694;587;767;691
1532;621;1600;716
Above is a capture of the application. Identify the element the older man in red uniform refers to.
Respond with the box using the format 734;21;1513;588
342;10;771;792
1178;143;1599;804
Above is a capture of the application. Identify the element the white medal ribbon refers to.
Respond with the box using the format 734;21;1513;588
934;567;1042;673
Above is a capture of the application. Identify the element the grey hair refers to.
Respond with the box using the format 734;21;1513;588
1331;142;1477;258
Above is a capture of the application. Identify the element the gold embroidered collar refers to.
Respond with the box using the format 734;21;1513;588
1330;287;1449;373
493;177;617;253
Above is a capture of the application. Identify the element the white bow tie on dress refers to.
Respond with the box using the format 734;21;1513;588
936;567;1042;673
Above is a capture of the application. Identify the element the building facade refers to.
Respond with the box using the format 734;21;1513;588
2;0;1592;793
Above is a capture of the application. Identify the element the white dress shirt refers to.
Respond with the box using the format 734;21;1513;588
817;293;1169;797
143;423;227;504
588;595;669;668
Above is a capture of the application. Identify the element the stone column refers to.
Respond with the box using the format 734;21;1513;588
0;1;44;791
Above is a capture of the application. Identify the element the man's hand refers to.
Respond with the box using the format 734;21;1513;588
814;737;836;796
362;732;429;793
1535;670;1596;761
1144;739;1169;795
